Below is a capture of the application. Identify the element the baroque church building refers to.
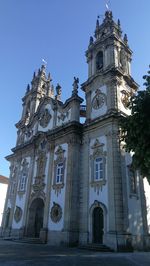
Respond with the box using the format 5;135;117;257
2;11;150;251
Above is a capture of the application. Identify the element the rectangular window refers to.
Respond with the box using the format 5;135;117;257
19;173;26;191
56;163;64;184
94;158;103;180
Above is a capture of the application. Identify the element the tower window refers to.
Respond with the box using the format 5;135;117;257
96;51;103;71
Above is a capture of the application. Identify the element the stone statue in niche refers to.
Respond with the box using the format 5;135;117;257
39;108;52;128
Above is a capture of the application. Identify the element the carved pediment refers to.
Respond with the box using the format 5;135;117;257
91;139;107;158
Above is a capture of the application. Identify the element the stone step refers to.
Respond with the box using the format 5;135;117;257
79;244;114;252
13;237;44;244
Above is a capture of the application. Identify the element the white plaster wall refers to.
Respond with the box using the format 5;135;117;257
38;104;54;132
48;143;68;231
56;109;71;127
143;177;150;233
125;153;144;235
0;184;8;226
91;86;107;119
12;157;31;229
12;193;26;229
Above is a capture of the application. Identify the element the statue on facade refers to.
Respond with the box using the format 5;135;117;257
56;83;62;101
72;77;79;96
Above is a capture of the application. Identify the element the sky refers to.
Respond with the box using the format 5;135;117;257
0;0;149;177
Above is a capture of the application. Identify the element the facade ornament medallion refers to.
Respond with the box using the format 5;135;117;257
14;206;23;223
39;108;52;128
121;90;130;109
92;89;106;110
50;202;62;223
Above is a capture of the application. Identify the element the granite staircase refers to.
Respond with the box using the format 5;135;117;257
79;243;114;252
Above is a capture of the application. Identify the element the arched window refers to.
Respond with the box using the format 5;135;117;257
96;51;103;71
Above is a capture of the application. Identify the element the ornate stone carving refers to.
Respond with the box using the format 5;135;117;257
90;139;107;195
14;206;23;223
32;151;47;199
9;165;18;200
92;89;106;110
50;202;62;223
57;111;69;122
121;90;130;109
18;158;29;195
39;108;52;128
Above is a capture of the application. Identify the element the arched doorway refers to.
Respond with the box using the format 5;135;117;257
27;198;44;238
92;207;104;243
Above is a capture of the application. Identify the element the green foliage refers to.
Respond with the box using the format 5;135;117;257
120;66;150;183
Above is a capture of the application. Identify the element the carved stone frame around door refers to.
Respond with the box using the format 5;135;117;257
89;200;107;244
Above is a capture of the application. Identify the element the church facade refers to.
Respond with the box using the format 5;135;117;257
2;11;150;251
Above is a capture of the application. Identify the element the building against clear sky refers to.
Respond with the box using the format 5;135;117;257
0;175;9;227
0;0;150;178
1;10;150;251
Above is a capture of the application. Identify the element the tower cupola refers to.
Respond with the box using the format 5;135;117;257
86;11;132;78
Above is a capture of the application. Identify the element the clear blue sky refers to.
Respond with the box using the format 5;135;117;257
0;0;149;177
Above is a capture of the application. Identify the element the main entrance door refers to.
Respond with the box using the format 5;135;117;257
27;198;44;238
93;207;104;243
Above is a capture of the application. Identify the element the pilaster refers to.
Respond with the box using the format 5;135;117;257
106;128;124;234
41;142;55;243
63;134;81;245
79;134;90;244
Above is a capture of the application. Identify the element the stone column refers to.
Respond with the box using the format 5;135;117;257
79;134;90;244
106;127;125;250
21;152;35;236
40;142;54;243
63;134;81;245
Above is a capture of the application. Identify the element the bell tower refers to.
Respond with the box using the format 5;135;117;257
15;64;54;145
21;64;53;125
82;11;138;121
